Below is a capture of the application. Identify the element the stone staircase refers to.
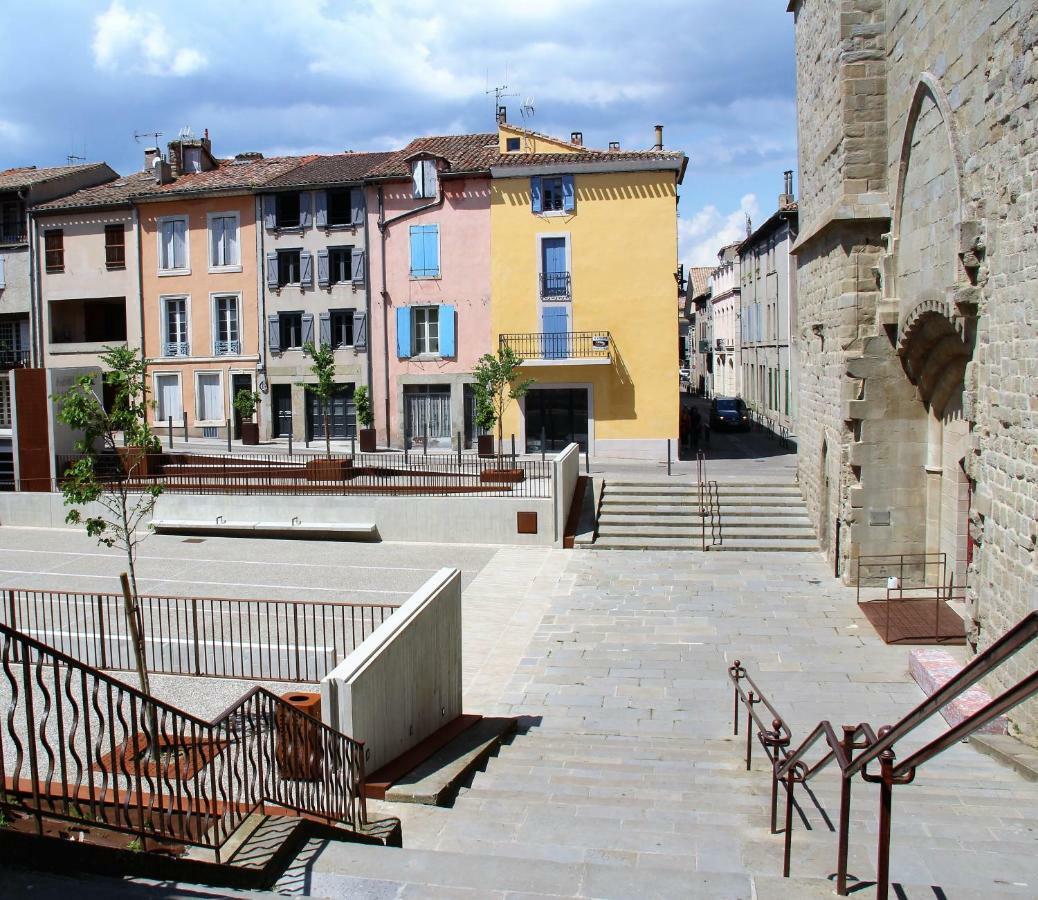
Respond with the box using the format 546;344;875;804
579;479;818;551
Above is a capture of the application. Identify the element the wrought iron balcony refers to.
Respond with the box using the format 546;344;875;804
163;341;190;357
214;339;241;355
540;271;571;298
499;331;612;365
0;228;27;245
0;348;29;368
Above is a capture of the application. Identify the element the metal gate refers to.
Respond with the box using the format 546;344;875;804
404;386;451;449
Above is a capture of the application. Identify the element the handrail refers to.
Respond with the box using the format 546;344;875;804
727;609;1038;899
695;451;722;550
0;621;378;858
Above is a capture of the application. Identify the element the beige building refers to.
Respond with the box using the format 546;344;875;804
788;0;1038;739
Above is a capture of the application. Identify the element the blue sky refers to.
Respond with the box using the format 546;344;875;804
0;0;796;268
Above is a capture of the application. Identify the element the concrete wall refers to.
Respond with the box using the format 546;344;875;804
0;245;31;316
321;567;462;774
554;442;580;543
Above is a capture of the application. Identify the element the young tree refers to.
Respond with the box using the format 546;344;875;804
472;345;534;458
354;385;373;429
303;340;337;457
52;345;162;751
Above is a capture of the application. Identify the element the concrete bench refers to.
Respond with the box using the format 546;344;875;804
152;519;378;540
909;648;1008;734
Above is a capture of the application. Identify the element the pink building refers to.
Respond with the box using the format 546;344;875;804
366;134;497;449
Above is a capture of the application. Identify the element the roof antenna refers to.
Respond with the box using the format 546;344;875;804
134;129;164;148
66;154;85;165
520;97;535;121
486;82;517;122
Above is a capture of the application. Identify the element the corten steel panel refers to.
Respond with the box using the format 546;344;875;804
14;368;51;492
517;511;538;534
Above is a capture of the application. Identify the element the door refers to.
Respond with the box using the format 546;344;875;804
231;374;252;439
308;384;355;440
525;388;589;453
271;384;292;439
541;305;570;360
463;384;486;449
404;386;451;449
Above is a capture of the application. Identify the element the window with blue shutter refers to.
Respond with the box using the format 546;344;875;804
439;305;456;358
319;312;331;346
351;247;365;283
317;249;330;287
353;310;367;350
409;224;439;278
314;191;328;228
299;192;312;228
300;251;313;287
396;306;412;358
562;175;575;212
301;313;315;346
350;188;364;225
530;176;542;213
262;195;276;230
267;314;280;352
265;252;278;288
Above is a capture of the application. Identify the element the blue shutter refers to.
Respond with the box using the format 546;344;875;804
439;305;455;358
266;252;278;288
300;251;313;287
317;249;330;287
531;176;542;213
353;310;367;350
262;195;276;230
351;247;365;283
562;175;575;212
424;225;440;277
409;225;424;277
301;313;315;346
541;306;569;360
396;306;412;358
319;312;331;346
267;314;280;352
314;191;328;228
350;188;364;225
299;192;312;228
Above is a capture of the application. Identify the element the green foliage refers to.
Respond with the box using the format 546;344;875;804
127;837;143;852
472;346;534;452
233;389;260;420
303;340;338;456
354;385;374;429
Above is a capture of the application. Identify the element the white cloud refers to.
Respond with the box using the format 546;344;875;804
680;194;760;268
92;2;207;77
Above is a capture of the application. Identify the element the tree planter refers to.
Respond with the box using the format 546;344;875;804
117;447;164;478
477;434;495;458
275;692;324;781
480;467;525;484
240;421;259;445
358;427;377;453
305;458;354;482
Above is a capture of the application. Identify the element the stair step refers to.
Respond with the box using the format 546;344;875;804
598;515;810;528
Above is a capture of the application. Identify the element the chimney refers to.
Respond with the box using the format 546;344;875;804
571;131;583;146
779;169;795;207
608;141;620;151
167;140;182;177
143;147;161;172
152;156;173;185
653;124;664;150
496;105;507;125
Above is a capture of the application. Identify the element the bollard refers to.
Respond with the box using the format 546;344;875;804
424;421;428;456
511;433;516;467
457;431;462;467
183;412;189;442
226;418;231;452
167;415;173;448
351;431;355;458
667;438;672;477
289;431;293;456
585;448;590;474
541;426;546;462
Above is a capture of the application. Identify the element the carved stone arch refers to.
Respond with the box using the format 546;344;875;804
897;300;970;420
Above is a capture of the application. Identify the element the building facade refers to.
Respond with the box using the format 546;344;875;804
491;123;686;459
789;0;1038;739
708;244;741;398
739;174;798;434
259;152;391;442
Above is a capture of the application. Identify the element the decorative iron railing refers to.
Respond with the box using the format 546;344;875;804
163;341;190;358
0;348;30;368
540;271;571;298
0;622;372;856
213;340;241;356
498;331;612;362
0;228;27;245
0;588;398;683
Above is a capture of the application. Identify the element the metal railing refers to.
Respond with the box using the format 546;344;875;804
540;271;571;298
53;450;554;499
163;341;190;357
498;331;612;362
1;588;398;683
695;450;721;550
0;348;30;368
0;621;374;857
0;228;27;245
213;339;241;355
727;609;1038;899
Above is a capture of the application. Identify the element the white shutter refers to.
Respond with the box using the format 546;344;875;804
161;220;174;269
423;159;438;198
173;219;186;269
412;161;423;198
197;373;222;421
210;217;222;266
227;217;239;265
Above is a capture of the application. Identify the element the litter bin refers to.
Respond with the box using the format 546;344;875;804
275;691;324;781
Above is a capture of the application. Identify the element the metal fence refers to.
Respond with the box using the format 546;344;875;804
498;331;612;362
53;449;554;499
1;588;398;683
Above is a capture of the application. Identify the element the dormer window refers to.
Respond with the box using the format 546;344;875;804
183;147;203;173
276;193;301;228
411;159;438;199
506;137;520;152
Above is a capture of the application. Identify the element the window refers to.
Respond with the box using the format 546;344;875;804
154;373;182;422
276;192;301;228
330;309;354;348
195;372;223;422
208;213;239;269
278;250;301;286
214;295;239;354
158;217;188;272
329;247;352;285
105;224;125;270
327;189;353;227
409;224;440;278
531;175;574;214
506;137;520;152
162;296;189;356
411;159;438;199
1;199;26;244
542;177;565;212
413;306;439;355
44;230;64;273
279;312;303;349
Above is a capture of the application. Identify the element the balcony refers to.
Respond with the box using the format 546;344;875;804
540;271;571;299
0;228;27;246
499;331;612;366
214;339;241;356
0;348;29;369
164;341;190;358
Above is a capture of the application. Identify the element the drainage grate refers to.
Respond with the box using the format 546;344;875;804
182;538;206;544
202;426;218;438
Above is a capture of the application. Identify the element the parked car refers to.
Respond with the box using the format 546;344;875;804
679;367;691;381
710;396;750;431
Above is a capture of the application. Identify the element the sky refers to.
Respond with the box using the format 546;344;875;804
0;0;796;270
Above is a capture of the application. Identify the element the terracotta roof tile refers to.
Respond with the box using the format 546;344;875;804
34;172;155;212
0;162;111;191
133;155;313;199
263;151;397;189
366;133;500;178
491;149;684;168
686;266;713;299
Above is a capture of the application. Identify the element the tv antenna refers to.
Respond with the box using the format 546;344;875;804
66;154;85;165
520;97;535;121
485;83;517;109
134;129;163;147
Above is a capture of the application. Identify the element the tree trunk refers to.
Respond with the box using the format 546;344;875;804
324;399;331;458
121;571;159;760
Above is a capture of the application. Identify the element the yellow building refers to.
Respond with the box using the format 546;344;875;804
490;122;686;460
